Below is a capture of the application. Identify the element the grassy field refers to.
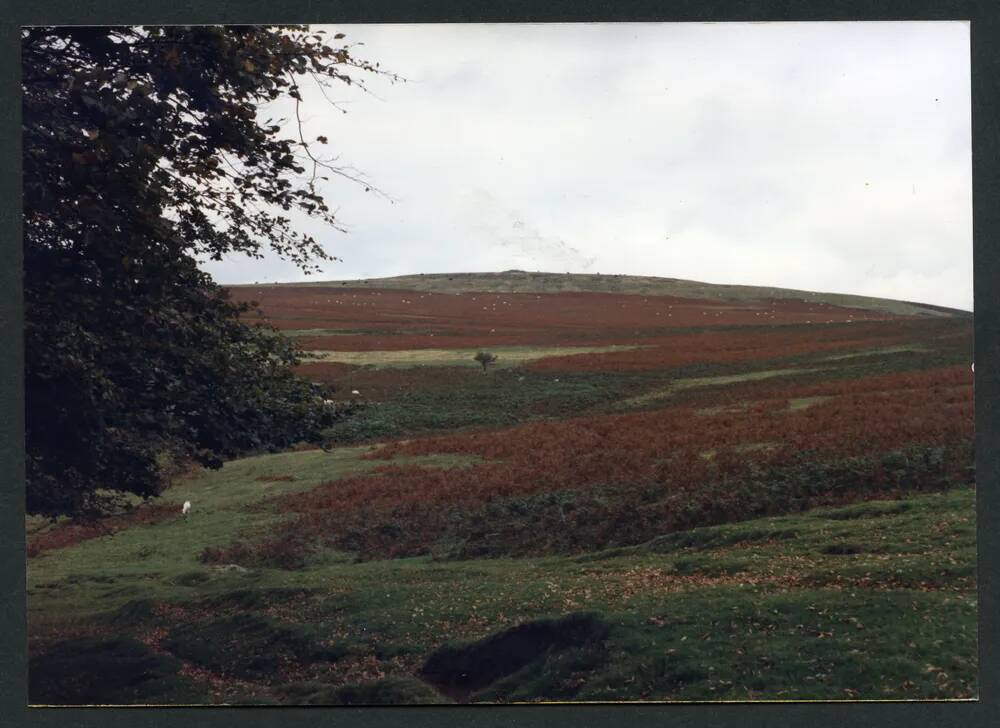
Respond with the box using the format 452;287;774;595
27;274;976;705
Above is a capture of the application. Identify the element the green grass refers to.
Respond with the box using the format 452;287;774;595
318;368;672;444
273;676;451;705
302;344;645;368
27;447;477;626
27;436;977;704
616;367;824;408
788;396;833;412
821;345;929;361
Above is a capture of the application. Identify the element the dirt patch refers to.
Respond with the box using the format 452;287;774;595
419;612;610;699
172;571;212;587
820;543;868;555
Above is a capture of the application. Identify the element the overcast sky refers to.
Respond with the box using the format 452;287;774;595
198;22;973;310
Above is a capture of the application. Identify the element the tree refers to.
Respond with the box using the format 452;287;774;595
23;26;391;517
474;351;498;373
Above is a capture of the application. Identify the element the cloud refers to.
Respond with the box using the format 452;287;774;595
457;188;597;271
198;21;972;310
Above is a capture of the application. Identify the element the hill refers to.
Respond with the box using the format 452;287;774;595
31;267;976;704
244;270;969;318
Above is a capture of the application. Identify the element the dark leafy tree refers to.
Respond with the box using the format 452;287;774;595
23;26;392;516
474;351;498;373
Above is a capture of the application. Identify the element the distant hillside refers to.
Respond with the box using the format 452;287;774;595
240;270;969;318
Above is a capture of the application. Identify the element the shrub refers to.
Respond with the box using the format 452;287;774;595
474;351;498;372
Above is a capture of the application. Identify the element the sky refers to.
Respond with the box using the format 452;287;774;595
198;22;973;311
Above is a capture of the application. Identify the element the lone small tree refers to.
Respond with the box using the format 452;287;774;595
474;351;498;373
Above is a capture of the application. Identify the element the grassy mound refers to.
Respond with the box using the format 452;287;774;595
29;636;199;705
420;612;610;699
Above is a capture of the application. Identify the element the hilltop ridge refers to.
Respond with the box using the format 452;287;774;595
233;270;968;318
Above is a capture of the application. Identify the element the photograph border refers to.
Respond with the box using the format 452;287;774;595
2;1;997;726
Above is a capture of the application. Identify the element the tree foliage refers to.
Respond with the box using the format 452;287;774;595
23;26;386;516
474;351;498;373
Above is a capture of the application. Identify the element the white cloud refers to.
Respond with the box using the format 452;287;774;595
199;21;972;310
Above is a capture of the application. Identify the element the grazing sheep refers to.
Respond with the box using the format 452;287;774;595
182;501;191;516
351;389;361;396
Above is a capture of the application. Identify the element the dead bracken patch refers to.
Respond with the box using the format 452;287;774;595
207;371;970;564
27;502;181;558
233;285;911;356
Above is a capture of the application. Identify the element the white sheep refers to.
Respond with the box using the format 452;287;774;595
351;389;361;396
182;500;191;516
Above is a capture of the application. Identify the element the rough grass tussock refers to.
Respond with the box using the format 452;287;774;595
161;613;347;681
